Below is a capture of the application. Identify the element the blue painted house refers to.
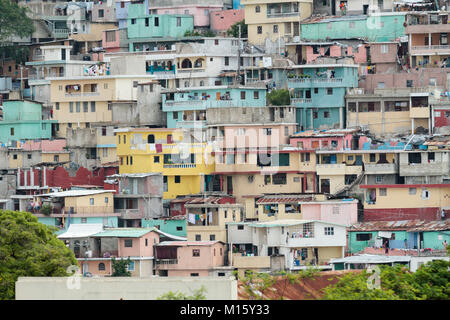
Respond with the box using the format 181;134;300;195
162;86;267;129
142;217;187;237
287;64;358;130
0;100;56;144
348;220;450;254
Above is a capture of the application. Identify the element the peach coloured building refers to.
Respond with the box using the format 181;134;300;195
210;9;244;34
59;226;162;277
154;241;225;277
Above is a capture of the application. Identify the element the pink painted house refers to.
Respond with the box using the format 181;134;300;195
301;199;359;226
154;241;225;277
289;128;369;151
60;227;161;277
302;43;367;64
210;9;244;34
149;5;223;28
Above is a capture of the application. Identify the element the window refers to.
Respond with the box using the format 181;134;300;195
406;80;413;87
174;176;181;183
55;102;60;110
324;227;334;235
131;19;136;24
127;261;135;271
124;239;133;247
69;102;74;113
237;225;244;230
27;154;32;160
190;273;199;277
90;198;94;205
145;17;149;27
195;234;201;241
193;249;200;257
83;101;88;112
356;233;372;241
255;5;260;12
326;88;333;95
218;272;225;277
257;26;262;34
106;30;116;42
429;78;436;86
324;111;329;118
273;25;278;33
145;238;148;247
379;188;387;196
378;82;385;89
54;155;59;162
176;17;181;27
173;112;178;120
224;56;229;66
370;154;376;162
214;39;219;45
176;226;183;231
147;134;155;143
90;101;96;112
263;128;272;135
381;44;388;53
98;9;104;18
428;152;435;161
123;135;126;144
154;156;160;163
13;154;17;160
240;91;246;100
421;189;430;200
184;10;189;14
284;126;289;136
272;173;287;185
81;218;87;223
376;176;383;183
130;156;133;165
98;263;105;271
264;175;271;185
409;188;417;195
210;234;215;241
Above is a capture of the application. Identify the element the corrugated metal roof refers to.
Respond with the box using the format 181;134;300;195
92;228;156;238
256;195;314;204
349;220;450;232
156;241;222;247
57;224;104;239
37;189;115;197
248;219;347;228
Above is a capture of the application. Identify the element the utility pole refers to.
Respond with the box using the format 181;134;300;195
236;23;241;86
20;66;23;100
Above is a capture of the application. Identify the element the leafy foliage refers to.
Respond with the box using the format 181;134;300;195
0;0;34;43
40;204;52;216
267;89;291;106
227;20;248;38
157;286;207;300
322;260;450;300
111;257;132;277
0;210;77;300
184;30;216;37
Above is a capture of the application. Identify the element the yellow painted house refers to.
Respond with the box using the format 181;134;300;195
242;0;313;45
50;75;154;138
115;127;215;199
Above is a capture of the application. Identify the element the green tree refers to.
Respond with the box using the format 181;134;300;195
111;257;132;277
0;0;34;43
157;286;207;300
267;89;290;106
0;210;77;300
322;261;450;300
227;20;248;38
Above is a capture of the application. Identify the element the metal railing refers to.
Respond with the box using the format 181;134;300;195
163;164;197;168
155;259;178;265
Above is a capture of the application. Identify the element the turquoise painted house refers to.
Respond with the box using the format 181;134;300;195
348;220;450;254
301;14;406;42
162;86;267;129
0;100;56;144
287;64;358;130
38;216;119;235
141;218;186;237
126;3;194;51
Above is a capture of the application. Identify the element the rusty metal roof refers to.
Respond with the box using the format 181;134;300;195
256;195;314;204
349;220;450;232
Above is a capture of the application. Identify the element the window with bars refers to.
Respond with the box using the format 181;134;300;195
324;227;334;235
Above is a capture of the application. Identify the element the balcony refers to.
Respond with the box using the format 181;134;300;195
163;163;197;169
400;162;448;176
288;77;345;88
155;259;178;267
364;163;397;175
291;98;312;107
410;106;430;118
176;120;206;129
410;45;450;56
117;209;143;219
316;163;362;176
267;11;299;18
146;65;175;75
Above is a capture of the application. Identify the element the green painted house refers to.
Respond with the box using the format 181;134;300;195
301;14;406;42
348;220;450;254
127;3;194;47
142;217;186;237
0;100;56;144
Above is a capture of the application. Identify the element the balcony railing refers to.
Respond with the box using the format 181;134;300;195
267;11;299;18
291;98;312;103
289;77;343;83
155;259;178;265
163;163;197;168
